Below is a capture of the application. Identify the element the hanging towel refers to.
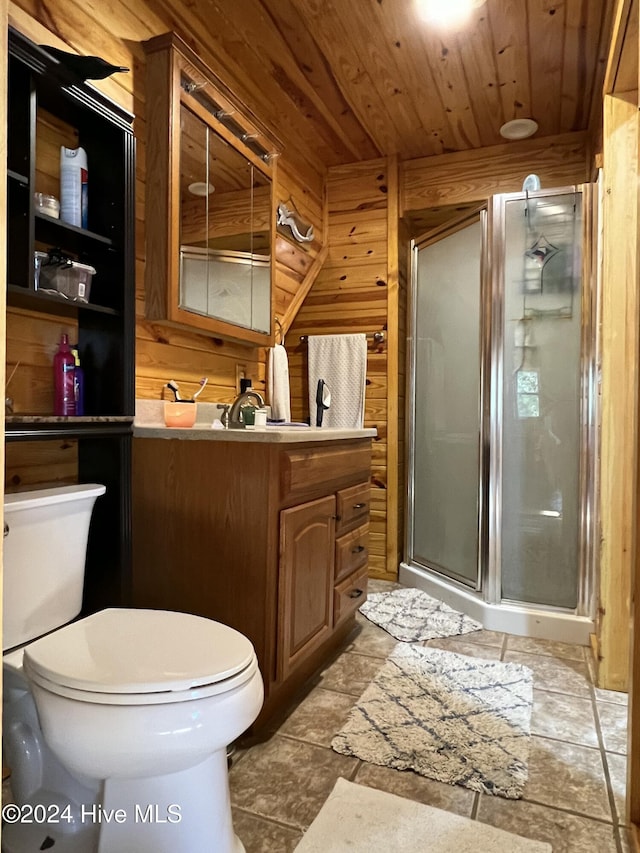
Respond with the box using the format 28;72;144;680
307;334;367;428
267;344;291;422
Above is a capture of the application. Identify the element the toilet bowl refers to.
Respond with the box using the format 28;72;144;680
2;485;264;853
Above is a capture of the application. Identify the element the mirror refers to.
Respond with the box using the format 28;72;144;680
143;32;279;345
178;97;271;333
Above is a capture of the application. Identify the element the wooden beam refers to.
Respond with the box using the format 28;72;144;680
280;245;328;337
386;154;399;578
604;0;638;96
598;94;640;692
401;132;590;214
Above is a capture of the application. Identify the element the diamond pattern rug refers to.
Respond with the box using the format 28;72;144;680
359;587;482;642
331;644;534;799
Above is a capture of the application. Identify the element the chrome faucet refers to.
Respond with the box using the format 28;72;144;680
228;390;265;428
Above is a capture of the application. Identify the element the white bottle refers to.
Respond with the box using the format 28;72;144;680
60;146;88;228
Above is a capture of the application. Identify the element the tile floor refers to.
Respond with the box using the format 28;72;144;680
230;580;631;853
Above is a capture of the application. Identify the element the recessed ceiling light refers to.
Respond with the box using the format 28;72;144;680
500;119;539;140
416;0;486;27
188;182;215;196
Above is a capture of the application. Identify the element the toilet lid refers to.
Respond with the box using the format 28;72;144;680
23;609;256;695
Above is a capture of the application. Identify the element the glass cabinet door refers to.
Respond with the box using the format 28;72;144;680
178;102;271;333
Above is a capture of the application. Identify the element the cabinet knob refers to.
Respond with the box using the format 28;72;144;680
352;502;367;510
351;545;366;554
348;588;364;599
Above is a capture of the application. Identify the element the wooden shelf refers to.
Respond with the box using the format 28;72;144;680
35;212;114;247
7;284;120;317
6;417;133;441
8;168;28;184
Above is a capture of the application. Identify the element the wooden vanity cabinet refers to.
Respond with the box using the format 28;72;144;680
132;435;371;726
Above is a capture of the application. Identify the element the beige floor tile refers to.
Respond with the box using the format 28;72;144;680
347;617;400;659
367;579;403;594
423;636;502;659
229;735;358;830
605;751;627;825
594;687;628;706
477;796;619;852
457;628;505;648
317;651;384;697
503;650;592;698
505;635;586;662
531;689;598;748
232;809;302;852
597;701;628;754
277;687;355;748
620;826;633;852
354;762;475;817
524;736;612;822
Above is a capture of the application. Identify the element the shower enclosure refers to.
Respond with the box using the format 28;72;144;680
400;186;598;643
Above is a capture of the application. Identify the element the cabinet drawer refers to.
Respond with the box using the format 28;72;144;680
336;482;370;534
335;523;369;584
280;443;371;503
333;568;368;626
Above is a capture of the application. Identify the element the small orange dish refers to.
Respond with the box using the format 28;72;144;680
164;401;197;428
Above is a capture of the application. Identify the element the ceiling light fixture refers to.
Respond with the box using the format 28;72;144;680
416;0;486;27
499;118;539;140
187;181;215;196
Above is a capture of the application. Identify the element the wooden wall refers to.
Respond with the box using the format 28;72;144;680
288;159;392;578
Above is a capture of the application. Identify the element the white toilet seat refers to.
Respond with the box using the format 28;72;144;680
21;608;259;705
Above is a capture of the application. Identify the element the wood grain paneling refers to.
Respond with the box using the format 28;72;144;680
288;158;392;578
401;133;590;214
598;93;639;692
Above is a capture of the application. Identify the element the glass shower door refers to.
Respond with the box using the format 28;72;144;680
409;217;484;588
496;191;583;607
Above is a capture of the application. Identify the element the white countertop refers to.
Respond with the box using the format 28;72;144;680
134;400;376;443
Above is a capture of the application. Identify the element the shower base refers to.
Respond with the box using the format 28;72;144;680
399;562;594;646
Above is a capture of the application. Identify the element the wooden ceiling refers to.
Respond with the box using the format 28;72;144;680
157;0;612;182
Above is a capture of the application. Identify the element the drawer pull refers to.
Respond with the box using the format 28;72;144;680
348;588;364;599
352;502;367;510
351;545;366;554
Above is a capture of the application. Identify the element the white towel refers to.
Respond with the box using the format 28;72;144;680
307;333;367;428
267;344;291;421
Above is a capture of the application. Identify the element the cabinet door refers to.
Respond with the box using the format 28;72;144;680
278;495;336;681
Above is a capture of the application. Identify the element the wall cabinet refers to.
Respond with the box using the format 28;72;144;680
5;28;136;609
143;32;280;346
131;435;372;726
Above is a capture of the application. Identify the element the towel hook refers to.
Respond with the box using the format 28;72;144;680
274;316;285;345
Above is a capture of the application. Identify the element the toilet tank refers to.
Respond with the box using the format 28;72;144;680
3;484;106;651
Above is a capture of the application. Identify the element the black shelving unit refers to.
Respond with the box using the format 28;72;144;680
6;28;136;610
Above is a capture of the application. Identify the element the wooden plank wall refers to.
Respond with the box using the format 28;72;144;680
287;159;394;580
5;1;325;487
598;93;638;693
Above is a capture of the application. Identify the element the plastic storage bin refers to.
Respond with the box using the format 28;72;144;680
38;259;96;303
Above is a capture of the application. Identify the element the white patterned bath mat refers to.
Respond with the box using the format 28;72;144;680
294;778;551;852
332;643;534;799
359;587;482;641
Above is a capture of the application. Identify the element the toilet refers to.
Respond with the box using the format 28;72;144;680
2;484;263;853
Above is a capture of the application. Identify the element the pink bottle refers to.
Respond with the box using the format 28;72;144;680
53;333;76;416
